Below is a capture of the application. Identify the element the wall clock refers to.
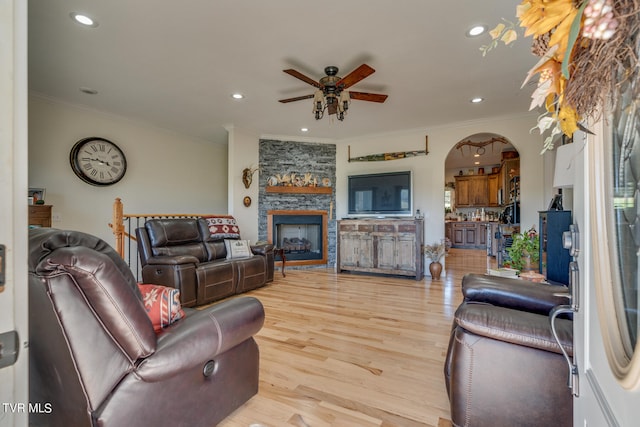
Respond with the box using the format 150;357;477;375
69;137;127;186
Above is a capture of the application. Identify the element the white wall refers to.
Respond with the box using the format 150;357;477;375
29;95;557;253
227;125;260;243
28;95;228;245
337;113;551;246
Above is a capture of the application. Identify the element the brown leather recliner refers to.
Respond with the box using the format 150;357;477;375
136;217;275;307
444;273;573;427
29;227;265;427
459;273;571;315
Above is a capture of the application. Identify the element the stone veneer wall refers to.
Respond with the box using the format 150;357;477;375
258;139;336;268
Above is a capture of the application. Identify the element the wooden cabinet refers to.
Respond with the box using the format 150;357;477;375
455;177;470;206
503;158;520;180
488;173;500;207
455;175;488;207
502;158;520;204
454;158;519;209
451;222;477;247
470;176;488;206
338;218;424;280
339;232;374;269
29;205;52;227
445;222;453;244
478;223;488;246
449;221;492;249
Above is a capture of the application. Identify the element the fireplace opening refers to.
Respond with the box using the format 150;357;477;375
268;210;328;266
275;217;322;261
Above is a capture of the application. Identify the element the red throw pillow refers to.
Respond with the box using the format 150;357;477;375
202;215;241;240
137;284;186;333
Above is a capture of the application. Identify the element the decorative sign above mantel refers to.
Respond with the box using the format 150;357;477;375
348;136;429;162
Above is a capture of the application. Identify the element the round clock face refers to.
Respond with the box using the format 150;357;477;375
69;137;127;186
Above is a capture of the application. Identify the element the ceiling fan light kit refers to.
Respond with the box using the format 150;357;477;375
313;89;350;121
280;64;388;122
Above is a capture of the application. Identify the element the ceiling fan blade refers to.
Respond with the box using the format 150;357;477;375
283;69;321;88
349;91;388;103
279;94;314;103
337;64;375;89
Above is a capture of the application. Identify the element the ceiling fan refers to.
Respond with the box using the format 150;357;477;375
279;64;388;121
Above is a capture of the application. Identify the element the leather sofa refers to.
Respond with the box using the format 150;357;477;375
444;273;573;427
136;217;275;307
29;227;265;427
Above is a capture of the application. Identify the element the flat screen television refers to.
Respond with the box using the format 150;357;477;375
347;171;413;217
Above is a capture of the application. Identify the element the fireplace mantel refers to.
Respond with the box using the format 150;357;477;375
265;186;332;195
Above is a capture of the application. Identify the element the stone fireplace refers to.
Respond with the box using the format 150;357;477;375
267;210;328;266
258;139;337;268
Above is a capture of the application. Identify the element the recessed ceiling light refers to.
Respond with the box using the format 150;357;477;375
470;97;484;104
467;25;486;37
79;86;98;95
474;161;480;165
301;128;309;132
231;93;244;100
474;153;480;157
70;12;98;27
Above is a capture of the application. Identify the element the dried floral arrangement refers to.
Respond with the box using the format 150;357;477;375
483;0;640;152
424;242;447;263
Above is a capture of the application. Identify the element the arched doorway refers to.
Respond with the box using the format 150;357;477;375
444;132;520;257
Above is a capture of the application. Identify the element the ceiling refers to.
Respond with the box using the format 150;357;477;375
28;0;537;160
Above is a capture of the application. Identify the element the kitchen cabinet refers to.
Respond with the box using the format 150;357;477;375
449;221;493;249
502;158;520;204
338;218;424;280
451;222;478;247
454;175;488;207
455;176;470;206
478;223;488;246
445;222;453;244
470;176;488;206
488;173;500;207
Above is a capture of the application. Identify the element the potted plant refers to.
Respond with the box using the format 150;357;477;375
424;241;447;279
506;226;540;273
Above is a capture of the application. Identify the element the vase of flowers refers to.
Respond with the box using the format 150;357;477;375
424;242;447;280
505;226;540;273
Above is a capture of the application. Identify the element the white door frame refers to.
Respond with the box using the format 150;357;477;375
573;118;640;426
0;1;29;426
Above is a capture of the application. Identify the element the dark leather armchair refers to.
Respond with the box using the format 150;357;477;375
460;273;571;314
444;274;573;427
29;227;265;427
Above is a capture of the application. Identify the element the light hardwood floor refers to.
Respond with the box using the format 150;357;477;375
218;249;496;427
